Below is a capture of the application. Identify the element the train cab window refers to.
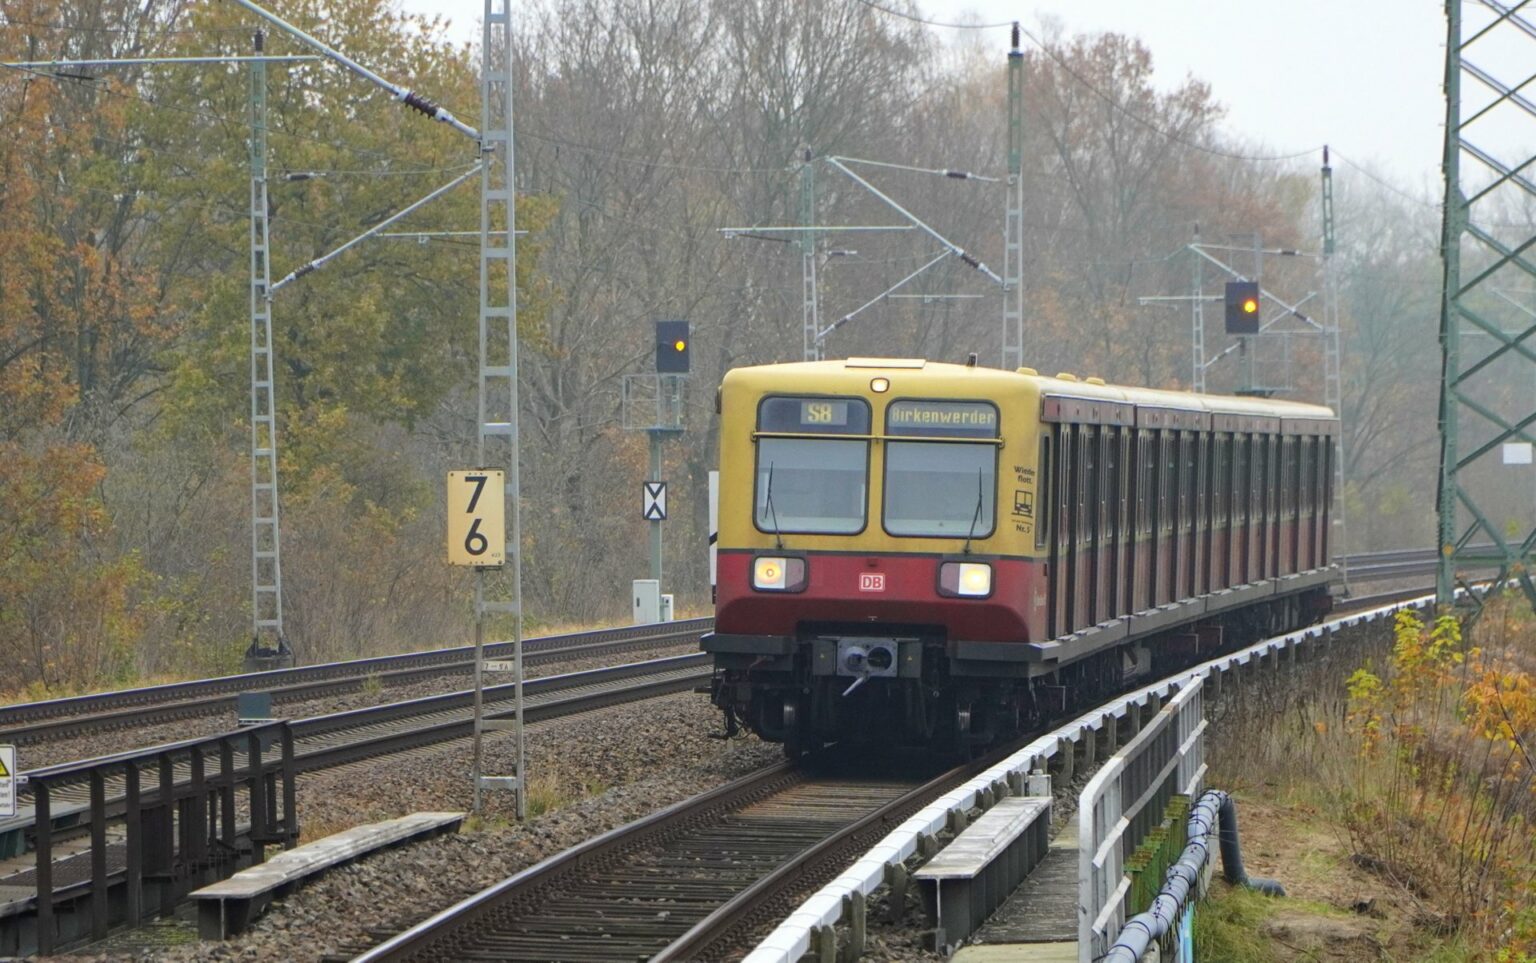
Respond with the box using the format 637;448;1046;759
754;396;871;534
882;400;1000;538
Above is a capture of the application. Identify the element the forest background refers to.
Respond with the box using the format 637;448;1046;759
0;0;1455;691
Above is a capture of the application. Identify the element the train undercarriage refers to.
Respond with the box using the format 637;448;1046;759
705;582;1331;758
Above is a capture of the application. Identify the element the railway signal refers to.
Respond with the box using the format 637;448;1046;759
655;320;690;373
1224;281;1260;334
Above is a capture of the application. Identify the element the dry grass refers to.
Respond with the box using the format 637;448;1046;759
1208;597;1536;960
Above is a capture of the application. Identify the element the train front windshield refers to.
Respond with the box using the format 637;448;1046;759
884;442;996;536
883;400;1000;538
754;396;871;534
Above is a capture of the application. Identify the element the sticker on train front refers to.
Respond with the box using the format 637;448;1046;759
859;573;886;592
0;746;15;818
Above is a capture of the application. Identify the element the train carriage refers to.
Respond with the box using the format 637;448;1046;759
704;358;1336;755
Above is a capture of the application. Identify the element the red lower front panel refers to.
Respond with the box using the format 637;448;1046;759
715;550;1043;644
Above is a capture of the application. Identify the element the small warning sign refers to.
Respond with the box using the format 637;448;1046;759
643;481;668;521
0;746;15;818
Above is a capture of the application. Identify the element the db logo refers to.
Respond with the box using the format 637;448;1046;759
859;573;886;592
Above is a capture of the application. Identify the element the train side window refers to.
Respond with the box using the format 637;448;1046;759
1058;425;1073;554
1214;435;1228;526
1144;429;1156;537
1318;437;1329;513
1124;430;1136;534
1300;437;1311;515
1036;436;1051;549
1078;424;1095;545
1253;436;1265;522
1161;429;1175;535
1269;435;1278;522
1280;437;1291;519
1234;436;1247;528
1102;425;1117;540
1181;431;1195;534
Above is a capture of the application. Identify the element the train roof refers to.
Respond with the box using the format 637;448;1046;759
722;358;1336;421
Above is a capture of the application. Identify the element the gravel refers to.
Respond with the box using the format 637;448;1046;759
59;691;778;962
19;642;697;771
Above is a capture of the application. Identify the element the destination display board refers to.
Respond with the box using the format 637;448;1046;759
758;396;872;434
886;400;999;439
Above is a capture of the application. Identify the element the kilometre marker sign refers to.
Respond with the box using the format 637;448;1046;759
447;470;506;567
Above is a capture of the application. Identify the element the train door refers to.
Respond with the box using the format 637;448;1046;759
1317;436;1330;566
1265;436;1277;580
1052;423;1073;639
1156;429;1175;606
1248;434;1264;581
1185;433;1198;598
1231;434;1247;587
1253;436;1265;580
1124;426;1136;617
1077;423;1097;632
1296;436;1312;571
1100;425;1120;622
1133;428;1152;613
1211;434;1228;592
1171;429;1186;601
1259;436;1271;580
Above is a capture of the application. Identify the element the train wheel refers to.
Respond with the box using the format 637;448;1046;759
953;703;975;761
781;697;804;762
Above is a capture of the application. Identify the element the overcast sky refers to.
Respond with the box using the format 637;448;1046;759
394;1;1449;194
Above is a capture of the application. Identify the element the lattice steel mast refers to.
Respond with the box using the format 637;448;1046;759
799;149;821;362
247;31;290;665
1437;0;1536;607
473;0;526;818
1321;149;1349;585
1002;23;1024;371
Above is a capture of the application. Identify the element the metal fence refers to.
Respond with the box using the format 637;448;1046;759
13;722;298;956
1079;677;1206;958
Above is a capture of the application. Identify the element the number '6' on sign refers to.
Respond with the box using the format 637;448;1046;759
447;470;506;567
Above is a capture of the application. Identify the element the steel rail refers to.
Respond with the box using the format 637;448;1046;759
12;654;710;806
353;743;1018;963
0;618;710;730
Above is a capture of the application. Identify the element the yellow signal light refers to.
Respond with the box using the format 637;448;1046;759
674;339;687;351
1242;297;1258;314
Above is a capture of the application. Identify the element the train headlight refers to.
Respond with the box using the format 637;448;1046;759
939;561;992;598
752;556;807;592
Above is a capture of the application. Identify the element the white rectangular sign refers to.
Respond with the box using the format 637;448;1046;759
1503;442;1533;465
0;746;15;818
483;660;517;673
643;481;668;521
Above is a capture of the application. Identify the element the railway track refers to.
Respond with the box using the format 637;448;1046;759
347;581;1445;963
352;747;1004;963
7;654;713;838
0;619;711;745
0;547;1450;744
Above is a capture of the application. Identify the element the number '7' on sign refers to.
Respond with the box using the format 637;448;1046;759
447;470;506;567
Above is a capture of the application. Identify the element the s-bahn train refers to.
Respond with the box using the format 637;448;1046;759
702;358;1337;755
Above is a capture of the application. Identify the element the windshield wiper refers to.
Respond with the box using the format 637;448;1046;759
764;462;785;549
962;466;985;555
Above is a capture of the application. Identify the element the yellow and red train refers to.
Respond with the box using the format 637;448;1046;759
703;358;1337;754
